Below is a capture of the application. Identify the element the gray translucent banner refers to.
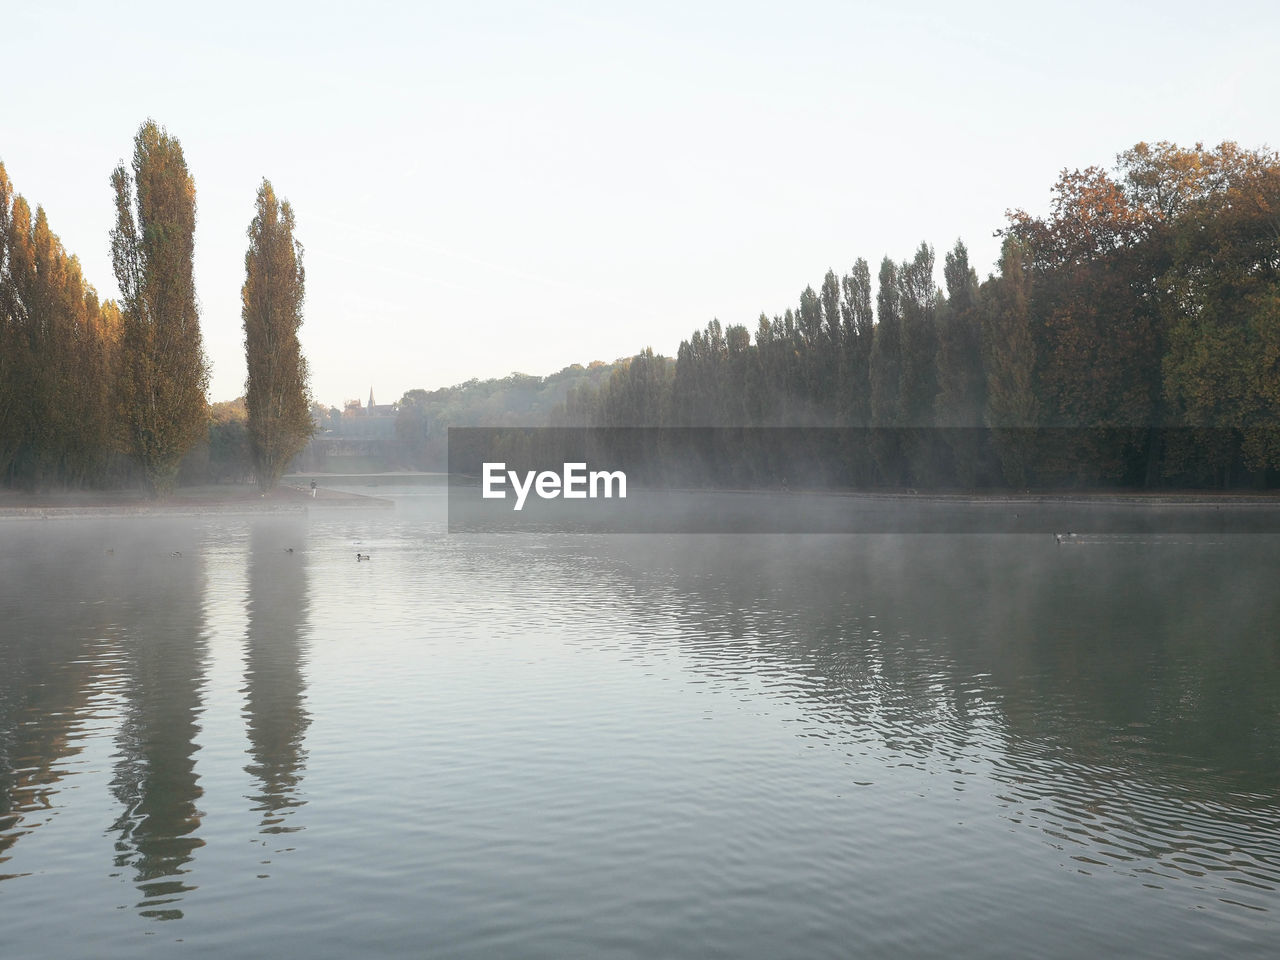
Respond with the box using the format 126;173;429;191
447;427;1280;534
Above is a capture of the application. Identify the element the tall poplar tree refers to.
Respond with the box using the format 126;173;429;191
839;258;874;427
0;167;28;481
242;179;312;490
111;120;208;495
897;243;940;482
869;257;904;483
982;238;1040;486
935;240;986;485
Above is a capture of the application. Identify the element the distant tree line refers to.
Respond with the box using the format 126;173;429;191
561;142;1280;490
302;363;622;473
399;363;620;458
1;122;312;495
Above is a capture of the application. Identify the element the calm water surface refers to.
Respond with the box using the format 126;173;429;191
2;488;1278;958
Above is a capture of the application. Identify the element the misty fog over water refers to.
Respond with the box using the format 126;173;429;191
2;488;1278;958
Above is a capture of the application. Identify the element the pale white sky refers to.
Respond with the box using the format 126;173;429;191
4;1;1277;408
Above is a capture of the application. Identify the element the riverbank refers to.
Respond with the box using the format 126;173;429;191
5;481;1277;528
0;481;393;520
750;487;1280;506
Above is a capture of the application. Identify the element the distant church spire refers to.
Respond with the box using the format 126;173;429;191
369;387;375;409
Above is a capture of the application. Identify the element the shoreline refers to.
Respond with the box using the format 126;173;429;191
4;480;1277;523
0;482;393;520
697;487;1280;506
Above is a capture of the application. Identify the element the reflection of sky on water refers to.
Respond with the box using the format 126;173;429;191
446;529;1280;910
1;502;1278;956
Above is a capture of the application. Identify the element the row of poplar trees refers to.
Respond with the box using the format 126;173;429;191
563;142;1280;490
0;120;313;495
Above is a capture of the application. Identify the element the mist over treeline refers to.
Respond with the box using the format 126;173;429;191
554;142;1280;490
5;140;1280;491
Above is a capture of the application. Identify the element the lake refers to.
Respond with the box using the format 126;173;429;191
2;487;1278;958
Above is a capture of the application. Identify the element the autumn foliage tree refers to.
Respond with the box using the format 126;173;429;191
1151;143;1280;483
1;162;121;489
242;180;313;490
111;120;209;495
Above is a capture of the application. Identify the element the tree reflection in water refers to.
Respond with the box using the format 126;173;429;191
106;524;209;921
242;521;311;853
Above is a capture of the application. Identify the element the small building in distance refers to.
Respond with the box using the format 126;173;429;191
343;388;398;421
291;387;401;472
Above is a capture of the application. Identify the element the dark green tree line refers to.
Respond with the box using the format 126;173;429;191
568;141;1280;491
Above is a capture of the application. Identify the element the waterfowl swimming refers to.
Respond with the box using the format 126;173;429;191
170;550;183;557
285;547;294;554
